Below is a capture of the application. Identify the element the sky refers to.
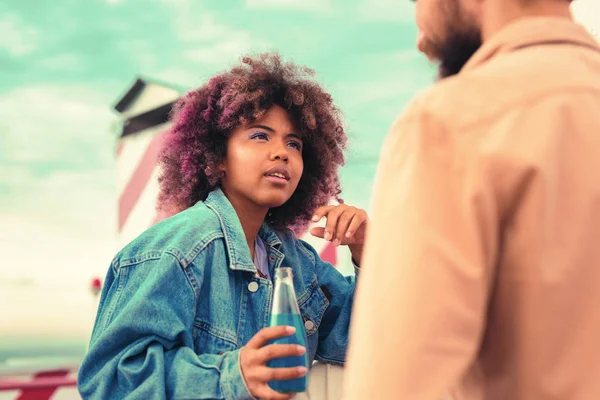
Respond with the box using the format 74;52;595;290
0;0;434;358
0;0;598;359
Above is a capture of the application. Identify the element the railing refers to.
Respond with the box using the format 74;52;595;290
0;375;77;391
0;362;80;397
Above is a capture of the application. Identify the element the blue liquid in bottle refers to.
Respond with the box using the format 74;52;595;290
267;268;309;393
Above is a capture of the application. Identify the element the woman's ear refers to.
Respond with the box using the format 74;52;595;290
217;161;226;177
204;164;225;185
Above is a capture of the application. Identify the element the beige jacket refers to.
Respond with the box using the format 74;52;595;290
344;17;600;400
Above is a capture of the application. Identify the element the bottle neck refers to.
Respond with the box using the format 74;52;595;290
271;268;300;315
274;267;293;281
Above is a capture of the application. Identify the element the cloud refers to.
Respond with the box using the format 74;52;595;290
171;13;237;42
0;191;117;282
0;83;119;272
326;50;434;163
152;67;204;89
160;1;242;43
36;53;86;71
355;0;416;22
0;13;40;57
0;84;115;168
1;167;116;228
114;38;160;71
158;3;271;67
245;0;332;14
362;49;426;70
159;0;190;5
183;35;270;66
334;51;432;108
178;13;269;59
0;85;119;340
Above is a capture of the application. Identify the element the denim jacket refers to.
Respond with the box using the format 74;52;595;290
78;188;357;399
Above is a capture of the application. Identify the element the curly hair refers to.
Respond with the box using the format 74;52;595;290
157;52;347;232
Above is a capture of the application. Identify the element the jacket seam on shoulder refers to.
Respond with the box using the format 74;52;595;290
296;240;317;265
103;266;128;329
160;251;200;302
454;85;600;133
116;252;163;269
177;231;223;269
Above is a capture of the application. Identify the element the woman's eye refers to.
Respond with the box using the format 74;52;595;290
250;132;269;140
288;141;302;151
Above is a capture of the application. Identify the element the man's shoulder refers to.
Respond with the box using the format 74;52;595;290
116;201;223;268
403;47;600;132
400;68;538;132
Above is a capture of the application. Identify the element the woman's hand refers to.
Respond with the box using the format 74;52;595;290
240;326;307;400
310;204;369;264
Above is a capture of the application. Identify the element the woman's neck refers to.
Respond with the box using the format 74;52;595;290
222;191;268;260
238;212;265;260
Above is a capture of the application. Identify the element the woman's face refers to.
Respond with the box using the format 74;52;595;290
220;104;304;214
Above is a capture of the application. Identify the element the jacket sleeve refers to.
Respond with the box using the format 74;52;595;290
299;240;357;365
77;252;254;400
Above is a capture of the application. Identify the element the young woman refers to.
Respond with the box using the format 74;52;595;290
78;53;368;400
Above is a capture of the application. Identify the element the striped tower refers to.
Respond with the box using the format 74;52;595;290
113;77;340;267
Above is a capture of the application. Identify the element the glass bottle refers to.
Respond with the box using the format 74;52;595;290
267;267;309;393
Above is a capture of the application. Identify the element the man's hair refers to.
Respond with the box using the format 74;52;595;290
157;53;347;232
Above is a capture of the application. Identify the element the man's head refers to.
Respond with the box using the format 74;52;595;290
412;0;574;80
413;0;482;80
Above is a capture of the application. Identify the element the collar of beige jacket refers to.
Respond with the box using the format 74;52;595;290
463;16;600;72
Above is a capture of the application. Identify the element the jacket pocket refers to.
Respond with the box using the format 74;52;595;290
298;280;330;357
193;320;238;355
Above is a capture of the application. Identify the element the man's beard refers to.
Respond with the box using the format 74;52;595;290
435;27;482;79
426;1;483;80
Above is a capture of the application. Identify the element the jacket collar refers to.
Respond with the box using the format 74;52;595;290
204;188;282;272
463;17;600;73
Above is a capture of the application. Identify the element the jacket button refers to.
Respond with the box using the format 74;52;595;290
248;281;259;293
304;320;315;331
